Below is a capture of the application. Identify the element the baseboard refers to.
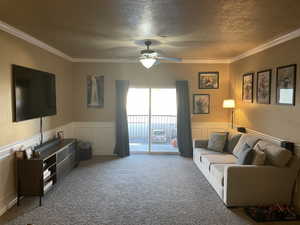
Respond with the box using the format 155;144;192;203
131;151;179;155
0;196;17;217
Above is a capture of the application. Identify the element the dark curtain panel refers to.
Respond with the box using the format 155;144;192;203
114;80;130;157
176;80;193;157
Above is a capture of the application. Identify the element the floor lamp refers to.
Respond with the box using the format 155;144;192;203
223;99;235;129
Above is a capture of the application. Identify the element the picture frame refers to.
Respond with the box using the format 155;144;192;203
257;69;272;104
87;75;104;108
198;72;219;89
15;151;25;160
25;148;33;159
242;73;254;103
193;94;210;114
276;64;297;105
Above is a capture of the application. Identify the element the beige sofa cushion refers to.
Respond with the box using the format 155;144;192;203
201;154;237;171
232;134;260;157
210;164;226;186
254;140;292;167
197;148;225;156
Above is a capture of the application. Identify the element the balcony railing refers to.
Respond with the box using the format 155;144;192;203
128;115;177;145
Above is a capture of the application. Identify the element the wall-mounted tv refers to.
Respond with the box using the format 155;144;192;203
12;65;57;122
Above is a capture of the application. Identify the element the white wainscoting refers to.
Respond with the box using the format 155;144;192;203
0;122;73;216
71;121;230;155
0;123;74;161
72;122;115;155
192;122;230;140
2;121;300;215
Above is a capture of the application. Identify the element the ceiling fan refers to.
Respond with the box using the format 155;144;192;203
139;40;182;69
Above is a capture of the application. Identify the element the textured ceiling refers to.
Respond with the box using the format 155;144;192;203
0;0;300;59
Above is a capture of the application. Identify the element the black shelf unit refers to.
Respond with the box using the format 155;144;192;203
17;138;78;206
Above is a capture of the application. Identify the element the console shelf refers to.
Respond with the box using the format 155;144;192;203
17;138;78;206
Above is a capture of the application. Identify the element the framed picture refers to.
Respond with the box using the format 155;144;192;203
242;73;254;103
257;69;272;104
276;64;297;105
25;148;33;159
87;75;104;108
193;94;210;114
198;72;219;89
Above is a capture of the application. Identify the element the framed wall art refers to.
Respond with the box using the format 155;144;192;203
242;73;254;103
193;94;210;114
276;64;297;105
198;72;219;89
87;75;104;108
257;69;272;104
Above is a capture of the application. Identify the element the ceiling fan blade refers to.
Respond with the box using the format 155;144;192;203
157;56;182;62
154;59;161;65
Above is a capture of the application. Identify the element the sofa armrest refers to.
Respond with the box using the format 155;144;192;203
223;165;297;206
193;139;208;148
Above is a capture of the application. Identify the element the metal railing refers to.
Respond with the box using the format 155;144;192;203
128;115;177;144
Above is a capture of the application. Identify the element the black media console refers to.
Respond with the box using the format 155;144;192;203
16;138;78;206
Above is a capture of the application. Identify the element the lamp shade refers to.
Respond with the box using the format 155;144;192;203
223;99;235;108
139;58;156;69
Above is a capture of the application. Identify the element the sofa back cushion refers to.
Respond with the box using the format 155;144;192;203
236;143;255;165
254;140;292;167
226;134;242;153
232;134;260;157
207;132;228;152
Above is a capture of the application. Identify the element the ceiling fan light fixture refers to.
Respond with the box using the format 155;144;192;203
139;57;156;69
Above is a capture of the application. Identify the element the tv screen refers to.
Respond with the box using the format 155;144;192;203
12;65;57;122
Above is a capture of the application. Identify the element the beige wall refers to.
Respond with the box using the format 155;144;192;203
229;37;300;143
0;31;74;146
72;63;230;123
0;30;73;214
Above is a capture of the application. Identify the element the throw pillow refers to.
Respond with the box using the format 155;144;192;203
252;145;266;165
254;140;292;167
232;134;260;157
236;143;255;165
226;134;242;153
207;132;228;152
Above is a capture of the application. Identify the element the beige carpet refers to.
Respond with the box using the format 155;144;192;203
0;154;299;225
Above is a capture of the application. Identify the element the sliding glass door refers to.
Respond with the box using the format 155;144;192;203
127;88;177;153
127;88;150;151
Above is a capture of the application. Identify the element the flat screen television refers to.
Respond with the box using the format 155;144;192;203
12;65;57;122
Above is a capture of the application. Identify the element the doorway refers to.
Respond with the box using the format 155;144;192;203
127;88;177;153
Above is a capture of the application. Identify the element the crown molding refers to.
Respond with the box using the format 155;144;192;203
1;20;300;64
181;58;230;64
72;58;230;64
71;58;138;63
230;28;300;63
0;20;73;61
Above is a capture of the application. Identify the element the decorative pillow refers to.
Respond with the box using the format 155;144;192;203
254;140;292;167
232;134;260;157
226;134;242;153
236;143;255;165
252;145;266;165
207;132;228;152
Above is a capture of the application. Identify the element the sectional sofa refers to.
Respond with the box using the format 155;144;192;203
193;133;300;207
